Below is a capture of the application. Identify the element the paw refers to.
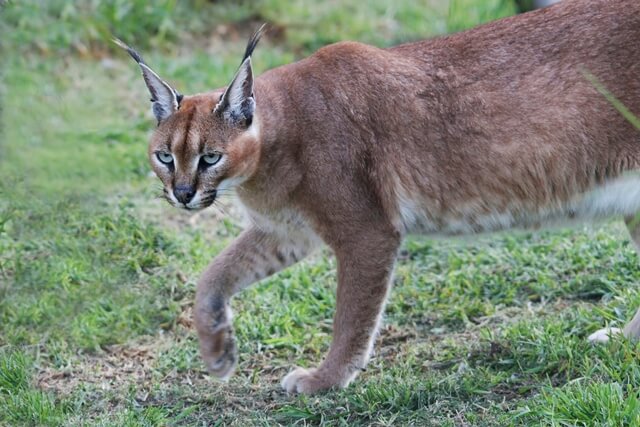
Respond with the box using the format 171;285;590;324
281;367;335;394
199;325;237;380
195;302;238;380
588;327;622;344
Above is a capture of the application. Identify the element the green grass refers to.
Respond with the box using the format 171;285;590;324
2;0;640;425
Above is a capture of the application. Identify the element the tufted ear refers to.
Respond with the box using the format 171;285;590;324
214;24;266;127
113;38;182;124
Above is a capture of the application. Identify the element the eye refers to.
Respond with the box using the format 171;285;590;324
156;152;174;165
201;153;222;166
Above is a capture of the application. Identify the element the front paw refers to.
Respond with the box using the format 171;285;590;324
199;325;237;380
281;367;338;394
195;302;237;380
588;327;622;344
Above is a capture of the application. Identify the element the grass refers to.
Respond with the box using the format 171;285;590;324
2;0;640;425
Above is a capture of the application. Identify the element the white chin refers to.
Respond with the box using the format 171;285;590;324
184;201;213;211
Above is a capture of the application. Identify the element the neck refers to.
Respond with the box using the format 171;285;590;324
235;69;304;213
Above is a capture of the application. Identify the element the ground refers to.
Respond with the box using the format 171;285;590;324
1;1;640;426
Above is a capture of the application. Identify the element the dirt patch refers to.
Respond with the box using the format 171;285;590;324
35;304;206;403
37;336;171;398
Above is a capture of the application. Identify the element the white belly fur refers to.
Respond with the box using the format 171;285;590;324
397;172;640;236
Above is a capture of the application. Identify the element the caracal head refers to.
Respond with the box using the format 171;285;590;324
116;25;265;211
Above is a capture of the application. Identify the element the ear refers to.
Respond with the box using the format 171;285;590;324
214;24;266;127
113;38;182;123
215;57;255;126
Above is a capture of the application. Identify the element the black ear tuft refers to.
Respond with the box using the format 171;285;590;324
241;23;267;65
213;24;266;127
113;37;182;122
113;37;145;65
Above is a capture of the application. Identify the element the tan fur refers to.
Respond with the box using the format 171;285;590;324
131;0;640;393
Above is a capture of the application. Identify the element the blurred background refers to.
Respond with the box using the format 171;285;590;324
4;1;639;426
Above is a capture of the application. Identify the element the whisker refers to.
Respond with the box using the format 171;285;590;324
215;195;236;206
214;189;236;200
162;194;175;207
213;200;233;217
209;202;226;217
216;193;236;200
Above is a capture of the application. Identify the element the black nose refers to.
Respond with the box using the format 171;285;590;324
173;185;196;204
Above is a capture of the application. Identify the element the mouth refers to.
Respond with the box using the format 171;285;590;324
163;189;217;211
181;202;211;211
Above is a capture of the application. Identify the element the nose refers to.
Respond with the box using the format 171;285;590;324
173;185;196;204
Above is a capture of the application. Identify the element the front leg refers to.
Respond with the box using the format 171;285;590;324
282;229;400;394
589;215;640;343
194;226;316;379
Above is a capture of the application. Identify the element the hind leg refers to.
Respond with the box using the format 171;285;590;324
588;215;640;343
